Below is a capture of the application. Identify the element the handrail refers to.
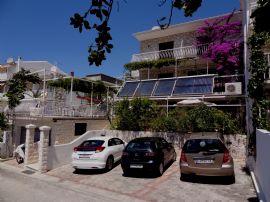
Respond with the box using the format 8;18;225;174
131;44;209;62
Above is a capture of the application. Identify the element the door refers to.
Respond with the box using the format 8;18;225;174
113;138;125;161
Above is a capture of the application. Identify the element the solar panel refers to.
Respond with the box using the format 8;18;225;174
134;80;156;96
173;76;213;95
153;79;176;96
118;82;139;97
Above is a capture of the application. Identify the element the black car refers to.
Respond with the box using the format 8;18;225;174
121;137;176;176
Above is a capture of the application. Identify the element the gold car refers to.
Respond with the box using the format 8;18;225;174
180;134;234;181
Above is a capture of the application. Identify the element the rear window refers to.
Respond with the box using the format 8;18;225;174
183;139;225;153
126;141;155;151
79;140;104;147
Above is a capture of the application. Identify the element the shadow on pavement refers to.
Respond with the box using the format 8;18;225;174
73;161;121;175
180;174;235;185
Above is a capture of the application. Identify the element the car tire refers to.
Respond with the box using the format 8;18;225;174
105;156;114;171
228;175;235;184
15;153;23;164
123;170;130;177
180;173;190;181
157;162;164;176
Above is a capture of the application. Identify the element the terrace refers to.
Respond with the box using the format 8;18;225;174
131;44;209;62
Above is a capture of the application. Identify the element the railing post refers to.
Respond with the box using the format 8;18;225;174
38;126;51;173
24;124;36;166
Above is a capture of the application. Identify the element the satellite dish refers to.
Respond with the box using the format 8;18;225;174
6;58;14;64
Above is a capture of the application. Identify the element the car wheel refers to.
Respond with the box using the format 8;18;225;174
15;153;23;164
105;156;114;171
123;169;130;177
228;175;235;184
180;173;190;181
157;162;164;176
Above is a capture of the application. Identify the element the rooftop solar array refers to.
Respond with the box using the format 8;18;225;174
118;75;214;97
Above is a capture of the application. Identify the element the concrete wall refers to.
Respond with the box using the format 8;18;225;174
47;130;246;171
255;129;270;202
14;118;109;147
140;31;196;53
47;130;106;170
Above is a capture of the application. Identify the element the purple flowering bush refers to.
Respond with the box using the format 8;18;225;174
196;11;243;74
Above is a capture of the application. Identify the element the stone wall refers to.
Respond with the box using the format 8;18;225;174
46;130;246;171
108;130;247;160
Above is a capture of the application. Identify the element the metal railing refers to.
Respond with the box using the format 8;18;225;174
131;44;209;62
12;99;108;118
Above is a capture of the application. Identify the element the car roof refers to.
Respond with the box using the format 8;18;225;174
86;135;115;141
130;137;164;142
187;133;223;140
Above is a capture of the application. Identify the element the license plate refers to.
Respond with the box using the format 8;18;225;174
79;154;92;159
130;164;143;168
194;159;213;164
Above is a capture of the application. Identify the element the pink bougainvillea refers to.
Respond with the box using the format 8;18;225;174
196;11;243;75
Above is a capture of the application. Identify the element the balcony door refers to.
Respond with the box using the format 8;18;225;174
159;41;174;59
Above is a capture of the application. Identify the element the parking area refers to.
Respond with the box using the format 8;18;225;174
46;158;257;202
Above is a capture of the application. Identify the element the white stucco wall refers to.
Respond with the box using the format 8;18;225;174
47;130;106;170
255;129;270;202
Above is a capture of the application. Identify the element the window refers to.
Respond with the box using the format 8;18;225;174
114;138;124;145
75;123;87;136
80;140;104;147
183;139;225;153
108;138;116;146
34;128;40;142
159;41;174;59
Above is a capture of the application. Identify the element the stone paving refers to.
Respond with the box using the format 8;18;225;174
46;158;258;202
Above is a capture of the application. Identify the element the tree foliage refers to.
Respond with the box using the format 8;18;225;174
248;0;270;139
5;68;41;110
71;0;203;67
113;98;239;134
196;11;242;74
124;58;176;71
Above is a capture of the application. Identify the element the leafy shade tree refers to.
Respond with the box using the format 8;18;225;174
196;11;242;75
6;68;41;110
71;0;203;66
113;98;159;131
113;98;239;134
247;0;270;149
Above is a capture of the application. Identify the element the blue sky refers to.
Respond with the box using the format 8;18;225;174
0;0;240;78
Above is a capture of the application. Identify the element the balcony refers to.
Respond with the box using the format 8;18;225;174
131;44;208;62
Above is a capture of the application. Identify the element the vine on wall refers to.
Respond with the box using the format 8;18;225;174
247;0;270;149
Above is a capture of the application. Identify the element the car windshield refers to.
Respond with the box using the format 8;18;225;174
79;140;104;147
183;139;225;153
126;141;154;151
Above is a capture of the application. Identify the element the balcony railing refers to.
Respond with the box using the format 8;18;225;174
131;44;209;62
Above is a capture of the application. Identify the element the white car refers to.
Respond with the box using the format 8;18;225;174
72;136;126;171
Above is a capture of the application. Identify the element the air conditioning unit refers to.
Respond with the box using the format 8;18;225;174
225;82;242;95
